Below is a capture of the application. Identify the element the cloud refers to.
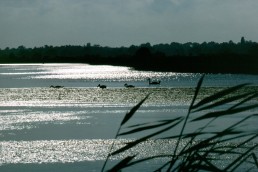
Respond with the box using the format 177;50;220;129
0;0;258;48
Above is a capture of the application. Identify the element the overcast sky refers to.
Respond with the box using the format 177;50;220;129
1;0;258;48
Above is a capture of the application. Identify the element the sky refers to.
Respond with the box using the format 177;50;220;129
1;0;258;48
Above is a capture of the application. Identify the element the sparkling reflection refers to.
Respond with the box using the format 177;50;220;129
27;64;184;81
0;110;91;131
0;63;199;83
1;64;258;171
0;139;186;164
0;139;255;170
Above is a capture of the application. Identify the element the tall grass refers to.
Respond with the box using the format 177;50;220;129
102;75;258;172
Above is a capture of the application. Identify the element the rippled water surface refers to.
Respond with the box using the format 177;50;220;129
1;63;258;88
0;88;191;171
0;64;258;171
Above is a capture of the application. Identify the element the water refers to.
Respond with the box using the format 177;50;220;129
1;63;258;88
0;63;258;171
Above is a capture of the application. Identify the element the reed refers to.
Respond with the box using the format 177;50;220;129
102;74;258;172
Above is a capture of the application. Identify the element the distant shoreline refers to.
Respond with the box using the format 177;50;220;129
1;41;258;74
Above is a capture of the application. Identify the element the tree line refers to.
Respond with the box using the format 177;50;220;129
0;37;258;74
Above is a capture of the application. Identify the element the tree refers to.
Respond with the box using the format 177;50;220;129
241;36;246;44
134;47;151;59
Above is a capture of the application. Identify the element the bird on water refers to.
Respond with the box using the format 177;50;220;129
124;83;135;88
50;85;64;88
97;84;107;89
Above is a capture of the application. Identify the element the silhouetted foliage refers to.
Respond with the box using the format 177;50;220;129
0;38;258;74
102;75;258;171
134;47;151;59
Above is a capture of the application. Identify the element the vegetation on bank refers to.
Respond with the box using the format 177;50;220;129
102;75;258;171
0;37;258;74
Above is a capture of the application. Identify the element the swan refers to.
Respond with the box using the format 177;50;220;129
147;78;161;85
124;83;135;88
97;84;107;89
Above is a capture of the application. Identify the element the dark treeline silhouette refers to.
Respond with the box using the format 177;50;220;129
0;37;258;74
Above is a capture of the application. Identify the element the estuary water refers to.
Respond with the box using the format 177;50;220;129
0;63;258;171
1;63;258;88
